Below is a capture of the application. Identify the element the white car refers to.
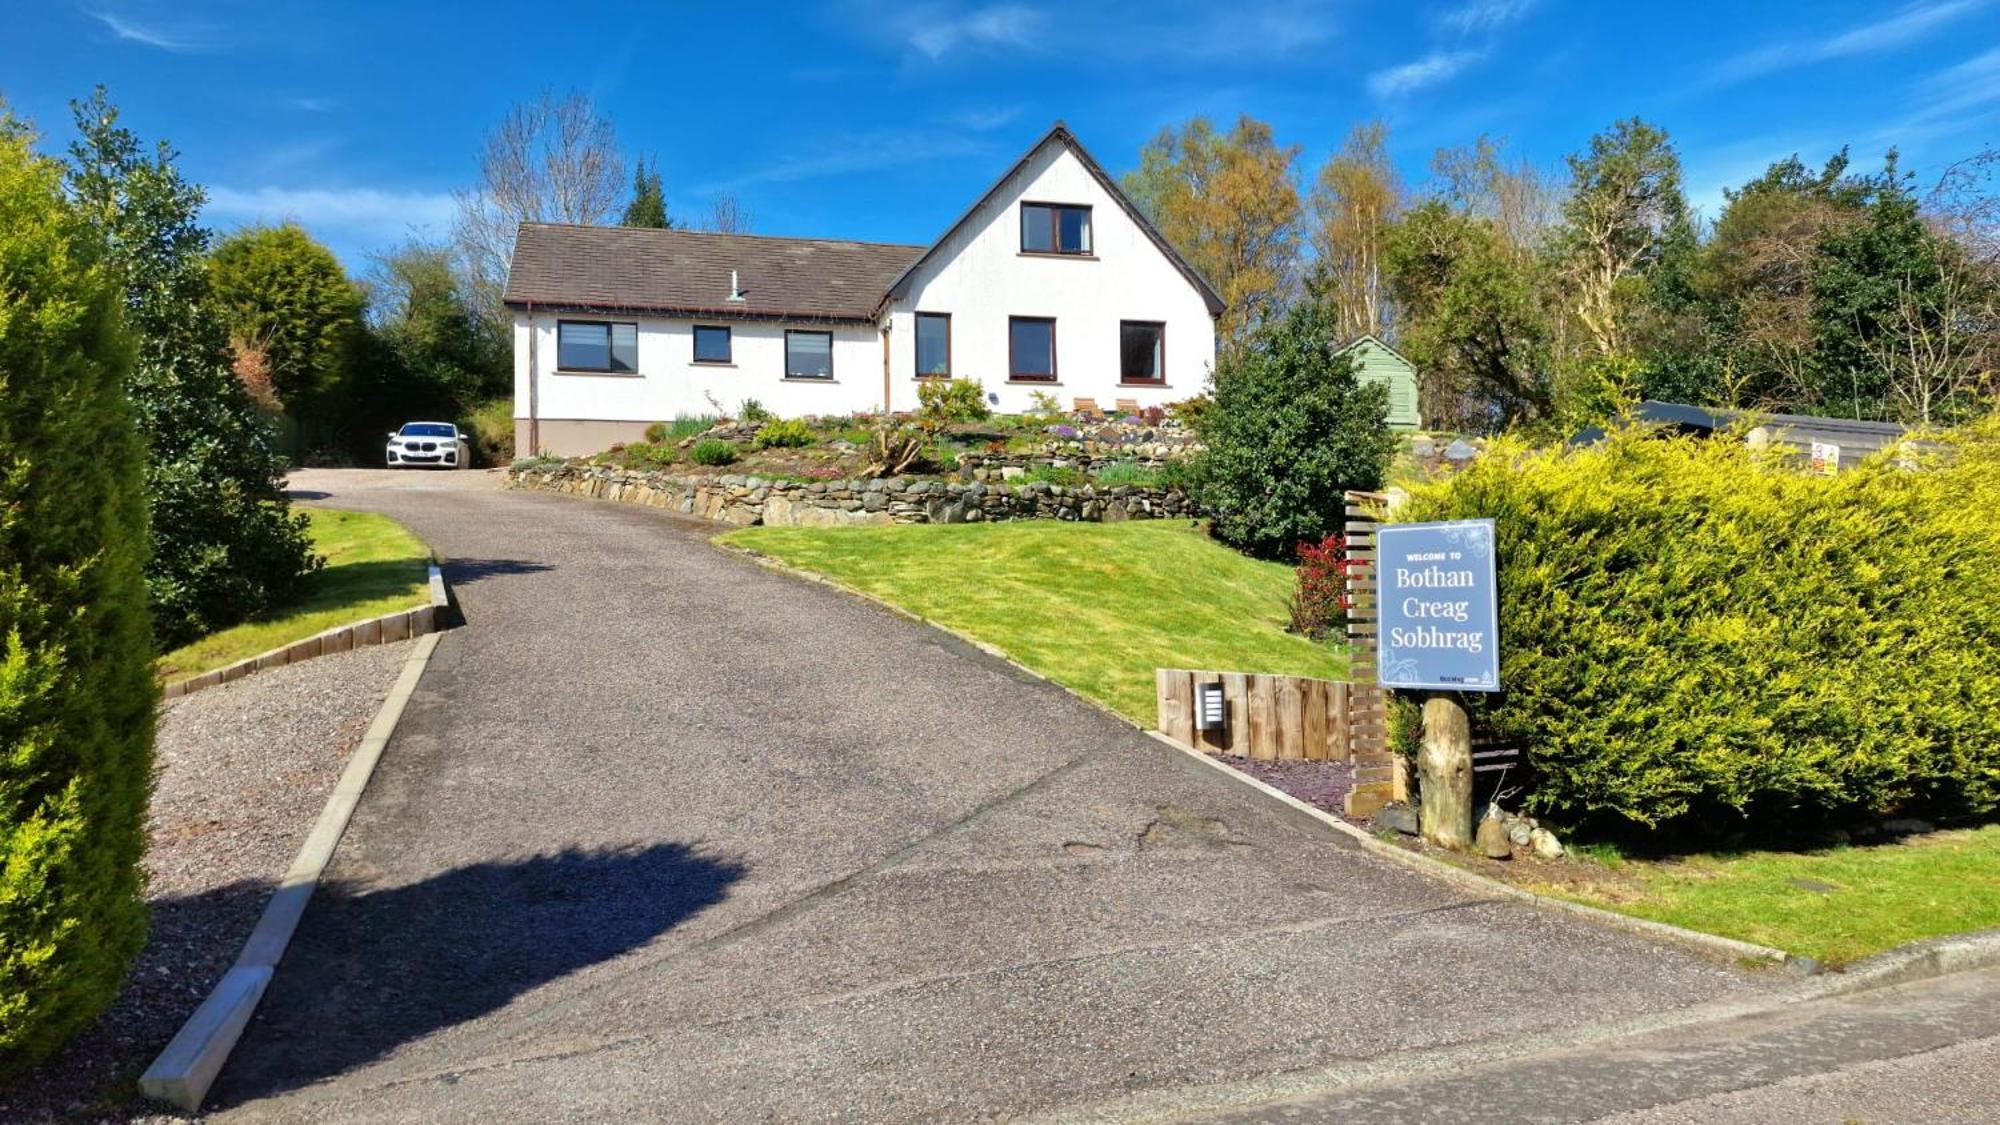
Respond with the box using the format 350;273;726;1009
386;422;470;469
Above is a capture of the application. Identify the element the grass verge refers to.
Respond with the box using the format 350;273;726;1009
1518;824;2000;965
720;520;1345;723
158;508;432;682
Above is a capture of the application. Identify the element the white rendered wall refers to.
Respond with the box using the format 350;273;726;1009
513;314;884;428
883;144;1217;414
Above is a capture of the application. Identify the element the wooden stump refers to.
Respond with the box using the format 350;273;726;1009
1418;694;1473;850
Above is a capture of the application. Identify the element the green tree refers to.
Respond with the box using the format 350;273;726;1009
64;89;318;647
356;240;510;448
0;108;156;1079
1556;118;1691;358
621;158;670;228
1124;115;1302;345
1190;292;1395;559
1385;201;1557;430
208;222;366;443
1308;121;1404;340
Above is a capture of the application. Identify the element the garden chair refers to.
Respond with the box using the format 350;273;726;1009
1072;397;1103;418
1114;398;1140;416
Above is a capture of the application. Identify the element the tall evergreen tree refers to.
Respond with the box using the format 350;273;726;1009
0;106;156;1079
621;158;670;228
64;89;317;647
209;221;366;448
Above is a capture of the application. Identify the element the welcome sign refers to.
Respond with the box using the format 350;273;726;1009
1375;519;1500;692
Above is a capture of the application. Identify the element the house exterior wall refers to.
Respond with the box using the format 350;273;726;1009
1342;338;1421;430
513;313;881;457
511;138;1222;455
883;144;1217;415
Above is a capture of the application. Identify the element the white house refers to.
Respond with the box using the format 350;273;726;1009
504;123;1224;456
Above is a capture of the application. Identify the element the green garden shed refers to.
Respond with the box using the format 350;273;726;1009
1337;335;1421;431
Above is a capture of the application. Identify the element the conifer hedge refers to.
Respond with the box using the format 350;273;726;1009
0;121;156;1077
1393;419;2000;837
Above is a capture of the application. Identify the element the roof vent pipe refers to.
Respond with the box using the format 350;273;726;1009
727;269;746;303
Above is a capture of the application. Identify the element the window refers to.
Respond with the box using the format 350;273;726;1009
1120;321;1165;384
785;330;833;379
693;325;732;364
1021;202;1091;255
914;313;951;378
557;320;637;373
1009;317;1056;381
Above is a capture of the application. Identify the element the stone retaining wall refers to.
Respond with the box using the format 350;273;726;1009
507;464;1194;526
953;452;1179;482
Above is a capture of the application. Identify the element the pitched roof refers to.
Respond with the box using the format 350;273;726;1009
881;123;1226;317
1336;334;1416;367
503;224;924;323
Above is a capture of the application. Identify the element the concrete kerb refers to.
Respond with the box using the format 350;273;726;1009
162;564;450;702
138;630;444;1112
723;536;2000;991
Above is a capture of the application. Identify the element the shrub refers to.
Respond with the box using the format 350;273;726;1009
1286;534;1355;640
462;396;514;465
649;414;715;443
919;377;991;423
67;92;319;647
0;124;157;1078
690;438;738;466
1092;461;1163;486
738;399;772;425
1394;420;2000;838
1190;301;1394;560
1017;465;1086;487
753;418;814;449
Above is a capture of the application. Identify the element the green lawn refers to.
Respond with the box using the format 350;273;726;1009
1535;825;2000;965
720;520;1346;723
159;508;433;682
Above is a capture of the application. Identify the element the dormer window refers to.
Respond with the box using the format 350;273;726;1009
1021;202;1091;255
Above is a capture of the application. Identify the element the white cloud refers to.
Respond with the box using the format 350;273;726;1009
204;185;456;248
84;7;217;52
905;3;1044;59
1439;0;1535;36
1368;50;1485;98
948;104;1027;131
287;96;337;113
1710;0;1989;86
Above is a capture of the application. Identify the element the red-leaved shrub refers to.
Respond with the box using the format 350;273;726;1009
1288;534;1356;640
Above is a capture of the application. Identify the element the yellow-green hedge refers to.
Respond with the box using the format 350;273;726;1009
1394;416;2000;836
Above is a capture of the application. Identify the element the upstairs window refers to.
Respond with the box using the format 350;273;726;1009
1120;321;1165;384
693;325;732;364
557;320;638;373
1009;316;1056;381
785;330;833;379
915;312;951;378
1021;202;1091;255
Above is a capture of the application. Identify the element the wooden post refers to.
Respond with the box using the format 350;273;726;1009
1418;693;1473;850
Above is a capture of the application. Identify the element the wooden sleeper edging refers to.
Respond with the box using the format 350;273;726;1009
162;564;450;702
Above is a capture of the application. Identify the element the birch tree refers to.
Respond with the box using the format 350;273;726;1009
1309;122;1404;340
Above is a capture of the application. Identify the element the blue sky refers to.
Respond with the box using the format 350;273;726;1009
3;1;1997;269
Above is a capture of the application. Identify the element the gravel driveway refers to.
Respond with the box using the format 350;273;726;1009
1;641;414;1124
204;469;1778;1122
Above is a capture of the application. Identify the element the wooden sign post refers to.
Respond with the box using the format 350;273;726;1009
1417;694;1473;849
1376;520;1500;851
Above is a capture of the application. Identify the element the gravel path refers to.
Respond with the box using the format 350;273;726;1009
1;640;414;1124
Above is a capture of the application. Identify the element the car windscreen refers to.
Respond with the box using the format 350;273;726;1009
399;423;456;438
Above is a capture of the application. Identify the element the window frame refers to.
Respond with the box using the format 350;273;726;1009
1118;320;1167;385
783;329;835;381
1007;316;1058;382
913;312;952;380
555;319;639;374
1020;201;1093;256
692;324;732;365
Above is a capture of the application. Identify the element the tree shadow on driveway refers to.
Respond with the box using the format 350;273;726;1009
440;557;555;587
210;841;744;1107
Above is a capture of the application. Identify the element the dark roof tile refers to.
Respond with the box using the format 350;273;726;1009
503;224;924;322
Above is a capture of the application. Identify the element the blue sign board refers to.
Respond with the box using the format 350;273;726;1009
1375;519;1500;692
